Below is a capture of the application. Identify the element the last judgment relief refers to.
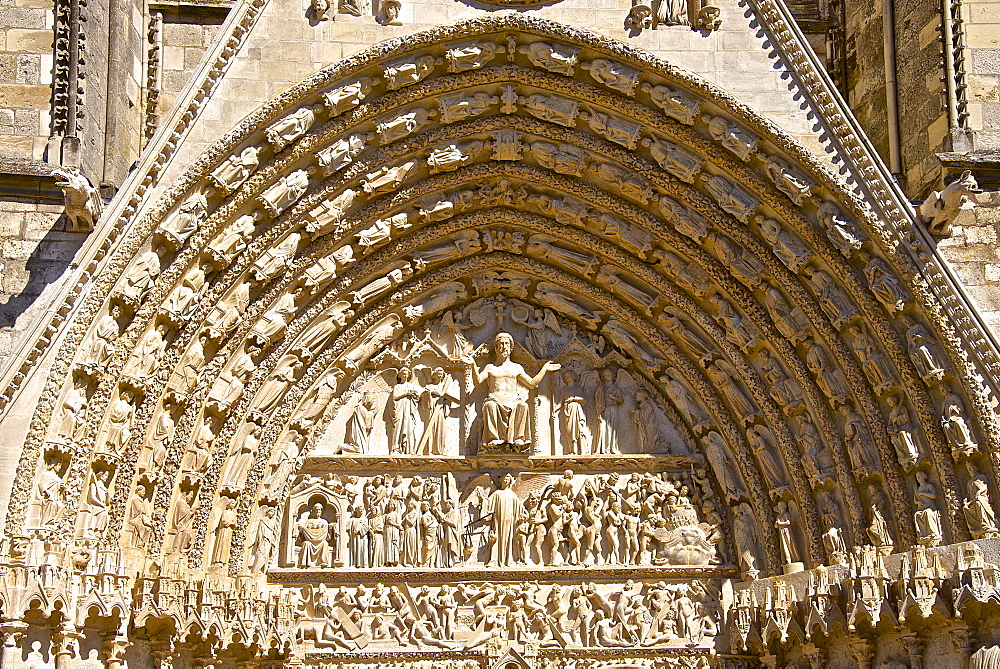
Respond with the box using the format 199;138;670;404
11;12;1000;669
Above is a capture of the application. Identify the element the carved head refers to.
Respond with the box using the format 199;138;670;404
601;368;615;383
397;368;411;383
493;333;514;360
431;367;446;383
500;473;514;489
310;502;324;518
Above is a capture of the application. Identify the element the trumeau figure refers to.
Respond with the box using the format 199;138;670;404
941;385;978;459
156;187;211;249
865;255;909;313
383;55;439;90
377;107;437;145
914;471;943;547
642;135;703;183
265;104;323;152
641;82;701;125
210;144;262;194
903;316;948;384
391;368;423;455
465;333;560;451
518;41;579;76
963;462;1000;538
817;201;865;257
582;58;640;95
704;115;758;161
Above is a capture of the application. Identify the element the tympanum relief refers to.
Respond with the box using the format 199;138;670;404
315;298;685;458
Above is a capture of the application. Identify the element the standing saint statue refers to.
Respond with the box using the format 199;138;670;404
485;473;527;566
391;368;422;454
463;333;560;450
417;368;456;455
594;368;623;455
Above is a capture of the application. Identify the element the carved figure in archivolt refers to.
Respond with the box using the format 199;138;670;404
266;104;323;152
903;315;947;384
914;471;943;547
156;187;211;249
464;333;560;451
642;83;701;124
210;144;262;194
518;42;579;76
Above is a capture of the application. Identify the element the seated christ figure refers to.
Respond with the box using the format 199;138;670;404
464;333;560;450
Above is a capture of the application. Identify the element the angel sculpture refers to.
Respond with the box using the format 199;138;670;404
391;367;423;455
342;395;377;454
511;306;562;358
416;367;458;455
583;368;634;455
463;332;560;451
556;370;591;455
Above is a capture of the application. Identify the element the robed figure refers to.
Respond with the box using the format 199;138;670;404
485;473;526;566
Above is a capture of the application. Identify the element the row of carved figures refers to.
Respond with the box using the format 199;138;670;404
292;579;720;651
274;471;719;571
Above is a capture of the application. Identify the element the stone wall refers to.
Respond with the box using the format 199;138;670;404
0;0;54;161
965;0;1000;151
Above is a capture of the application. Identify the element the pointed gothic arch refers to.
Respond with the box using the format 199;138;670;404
4;12;1000;664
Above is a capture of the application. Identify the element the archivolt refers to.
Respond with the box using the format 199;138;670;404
9;15;996;584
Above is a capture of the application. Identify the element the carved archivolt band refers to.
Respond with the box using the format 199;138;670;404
4;17;998;659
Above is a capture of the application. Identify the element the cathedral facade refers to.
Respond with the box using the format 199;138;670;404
0;0;999;667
